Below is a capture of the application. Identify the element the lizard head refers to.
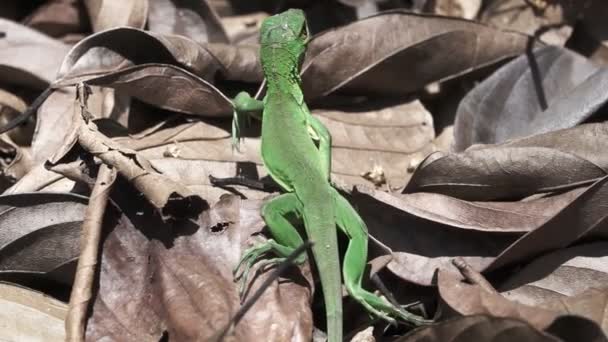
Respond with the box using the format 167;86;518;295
259;9;309;68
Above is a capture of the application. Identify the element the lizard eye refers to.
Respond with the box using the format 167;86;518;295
299;23;309;40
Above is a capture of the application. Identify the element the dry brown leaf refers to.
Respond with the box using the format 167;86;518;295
0;283;67;341
0;192;88;285
408;122;608;201
480;0;586;46
398;315;563;342
0;18;70;89
84;0;148;32
148;0;228;44
351;186;581;285
22;0;88;39
85;191;313;341
302;11;537;99
55;27;223;85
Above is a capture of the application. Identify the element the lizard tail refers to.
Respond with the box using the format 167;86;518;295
302;204;343;342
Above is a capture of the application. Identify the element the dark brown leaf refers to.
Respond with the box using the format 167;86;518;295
302;11;536;99
454;46;608;151
407;122;608;201
22;0;88;39
480;0;585;46
0;18;70;89
83;0;147;32
84;64;233;117
85;190;313;341
398;315;561;342
353;186;581;285
0;283;67;341
148;0;228;44
0;192;87;285
55;27;223;85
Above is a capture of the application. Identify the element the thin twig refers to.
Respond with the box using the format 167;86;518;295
0;86;55;134
452;257;497;294
65;164;116;341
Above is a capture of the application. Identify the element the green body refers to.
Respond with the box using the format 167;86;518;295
233;9;429;341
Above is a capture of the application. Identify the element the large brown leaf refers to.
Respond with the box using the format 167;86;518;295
454;45;608;151
439;261;608;336
301;11;536;99
500;242;608;309
398;315;565;342
352;186;581;286
86;187;313;341
0;18;70;89
0;283;68;341
22;0;88;40
480;0;585;46
406;122;608;201
0;192;87;285
148;0;229;44
55;27;223;85
372;174;608;285
84;0;148;32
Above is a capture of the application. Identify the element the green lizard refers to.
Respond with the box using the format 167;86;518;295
231;9;429;341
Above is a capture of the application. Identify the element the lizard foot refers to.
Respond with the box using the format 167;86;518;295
233;239;299;299
348;288;432;327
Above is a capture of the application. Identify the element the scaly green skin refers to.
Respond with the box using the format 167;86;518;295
232;9;431;341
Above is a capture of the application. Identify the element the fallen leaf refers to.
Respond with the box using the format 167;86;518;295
399;314;562;342
352;186;582;285
22;0;88;39
0;18;70;89
84;0;148;32
407;122;608;201
480;0;584;45
0;192;87;285
55;27;223;85
0;283;67;341
85;189;313;341
302;11;537;99
454;45;608;151
148;0;228;44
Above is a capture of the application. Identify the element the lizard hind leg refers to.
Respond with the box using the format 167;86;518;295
332;188;430;326
233;193;307;297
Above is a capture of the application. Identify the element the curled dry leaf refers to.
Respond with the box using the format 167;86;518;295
84;0;148;32
148;0;229;44
84;64;233;117
500;242;608;311
55;27;223;85
407;122;608;201
353;185;581;285
371;173;608;285
22;0;88;39
398;315;562;342
0;192;87;285
480;0;585;45
301;11;536;99
19;99;433;200
0;18;70;89
438;266;608;335
48;114;205;220
454;45;608;151
0;283;67;341
86;191;313;341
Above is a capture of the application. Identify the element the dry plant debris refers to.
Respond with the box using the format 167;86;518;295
1;0;608;341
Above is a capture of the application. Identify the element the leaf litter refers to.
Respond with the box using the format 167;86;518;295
1;1;608;341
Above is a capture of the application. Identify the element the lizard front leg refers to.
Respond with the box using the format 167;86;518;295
232;91;264;150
